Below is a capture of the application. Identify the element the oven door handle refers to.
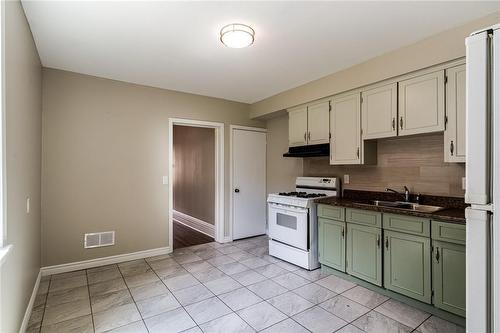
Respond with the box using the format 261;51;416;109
268;203;308;214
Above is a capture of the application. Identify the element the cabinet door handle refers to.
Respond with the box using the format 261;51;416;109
392;118;396;130
356;147;360;158
450;141;454;156
341;227;345;238
385;236;389;249
304;132;307;142
376;235;380;248
400;117;404;130
308;132;311;141
435;247;440;263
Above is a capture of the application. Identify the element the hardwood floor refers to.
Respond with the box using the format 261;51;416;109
173;220;214;249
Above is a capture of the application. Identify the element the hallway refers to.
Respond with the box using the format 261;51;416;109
173;221;214;250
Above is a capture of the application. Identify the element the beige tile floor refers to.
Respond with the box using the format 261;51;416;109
27;235;465;333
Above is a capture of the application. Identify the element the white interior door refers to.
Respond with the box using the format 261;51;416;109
232;128;267;240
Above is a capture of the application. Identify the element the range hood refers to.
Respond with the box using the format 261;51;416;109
283;143;330;157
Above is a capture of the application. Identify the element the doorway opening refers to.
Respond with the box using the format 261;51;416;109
168;119;225;250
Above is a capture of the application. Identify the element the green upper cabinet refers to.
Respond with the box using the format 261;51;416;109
398;70;445;136
444;64;466;163
384;230;432;303
361;83;398;140
432;240;466;317
288;105;308;147
346;223;382;286
318;217;345;272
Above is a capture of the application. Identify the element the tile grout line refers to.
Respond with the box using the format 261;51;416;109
84;269;97;333
416;313;434;330
194;247;270;331
145;255;206;331
238;261;356;331
31;236;454;333
173;246;257;330
211;247;299;332
370;296;433;330
337;283;389;310
174;244;273;331
117;259;151;333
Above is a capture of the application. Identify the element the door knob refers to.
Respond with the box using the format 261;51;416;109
234;188;240;193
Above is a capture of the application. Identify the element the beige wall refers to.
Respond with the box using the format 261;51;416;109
266;114;303;194
251;11;500;118
304;133;465;197
41;69;263;266
0;1;42;332
173;125;215;224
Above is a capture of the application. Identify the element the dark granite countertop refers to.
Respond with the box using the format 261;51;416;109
315;190;467;225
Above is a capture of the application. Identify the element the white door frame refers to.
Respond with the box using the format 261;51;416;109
168;118;225;250
229;125;267;241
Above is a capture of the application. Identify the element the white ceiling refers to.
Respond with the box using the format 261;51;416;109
22;1;500;103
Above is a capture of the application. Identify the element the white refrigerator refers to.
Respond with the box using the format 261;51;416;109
466;24;500;333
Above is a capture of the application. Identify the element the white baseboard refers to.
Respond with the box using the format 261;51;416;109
19;270;41;333
173;210;215;238
220;236;233;243
40;246;171;276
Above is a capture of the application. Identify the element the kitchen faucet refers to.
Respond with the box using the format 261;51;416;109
386;186;410;202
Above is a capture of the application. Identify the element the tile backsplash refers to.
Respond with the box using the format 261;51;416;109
303;133;465;197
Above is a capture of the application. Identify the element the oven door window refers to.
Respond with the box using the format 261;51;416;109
276;213;298;230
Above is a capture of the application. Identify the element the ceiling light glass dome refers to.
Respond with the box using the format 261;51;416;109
220;23;255;48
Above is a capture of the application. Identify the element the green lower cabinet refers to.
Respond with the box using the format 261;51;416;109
346;223;382;286
432;240;466;317
384;230;432;303
318;217;345;272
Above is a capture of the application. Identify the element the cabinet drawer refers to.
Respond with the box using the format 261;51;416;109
317;205;345;221
383;214;430;237
345;208;382;228
432;221;465;245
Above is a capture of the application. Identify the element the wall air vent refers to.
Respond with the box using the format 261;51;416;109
84;231;115;249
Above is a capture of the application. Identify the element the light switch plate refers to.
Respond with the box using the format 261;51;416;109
344;174;350;184
162;176;168;185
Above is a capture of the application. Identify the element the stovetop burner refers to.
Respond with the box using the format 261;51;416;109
278;191;327;198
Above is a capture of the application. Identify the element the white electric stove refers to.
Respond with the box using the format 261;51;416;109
267;177;339;270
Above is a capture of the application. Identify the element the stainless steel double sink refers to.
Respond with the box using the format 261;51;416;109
362;200;445;213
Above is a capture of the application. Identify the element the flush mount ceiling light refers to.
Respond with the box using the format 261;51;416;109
220;23;255;48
